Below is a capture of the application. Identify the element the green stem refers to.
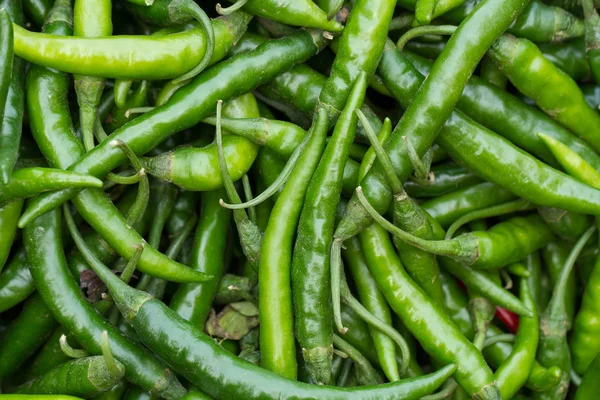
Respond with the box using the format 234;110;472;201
396;25;457;50
445;199;533;239
59;334;90;358
216;0;249;15
242;175;257;225
120;243;143;284
100;330;121;379
356;109;402;194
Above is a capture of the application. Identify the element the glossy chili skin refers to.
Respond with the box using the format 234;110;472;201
539;38;591;81
292;76;367;384
378;43;600;221
469;215;554;269
19;29;329;225
260;109;328;381
22;0;53;26
571;232;600;374
574;354;600;399
359;224;499;398
483;325;562;392
404;163;481;198
542;242;577;326
234;33;383;142
489;34;600;154
335;0;532;242
227;0;343;31
421;182;516;228
25;328;74;382
0;200;23;273
0;0;25;185
14;13;251;80
406;51;600;170
318;0;394;122
538;207;592;242
494;279;538;399
0;294;57;381
24;208;186;399
169;189;230;327
445;0;584;43
0;8;12;126
343;236;399;382
141;93;261;191
0;249;35;313
94;259;457;400
14;355;124;397
439;270;474;340
583;0;600;84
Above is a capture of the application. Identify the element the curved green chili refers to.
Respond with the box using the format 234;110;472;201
260;108;328;380
0;200;23;273
76;225;458;399
0;8;12;127
124;0;216;83
583;0;600;84
574;354;600;399
0;0;25;185
294;74;367;384
318;0;394;123
342;236;400;381
26;207;186;398
358;188;553;270
13;12;251;80
359;223;498;398
489;34;600;153
494;279;539;399
537;226;596;399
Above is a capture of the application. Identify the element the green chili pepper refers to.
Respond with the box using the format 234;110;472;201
489;34;600;154
0;294;58;381
124;0;216;83
15;334;125;397
335;0;532;244
222;0;342;32
574;354;600;399
406;51;600;170
0;0;25;185
358;188;553;271
445;0;584;43
537;226;596;399
537;207;592;242
318;0;394;123
258;108;328;380
480;55;507;89
294;74;367;384
168;188;230;326
439;270;474;340
73;0;112;152
359;223;499;398
140;93;261;191
357;118;392;183
332;334;383;386
421;182;516;228
0;200;23;273
66;207;458;399
0;167;103;205
542;242;578;328
582;0;600;84
13;12;251;80
343;236;400;382
313;0;343;20
22;0;53;26
494;279;539;399
483;325;562;392
539;38;592;81
25;207;187;398
0;249;35;313
0;396;84;400
25;328;75;382
0;8;13;126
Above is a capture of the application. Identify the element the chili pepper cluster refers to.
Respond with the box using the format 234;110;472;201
1;0;600;398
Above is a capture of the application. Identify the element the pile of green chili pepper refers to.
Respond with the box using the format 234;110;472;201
4;0;600;398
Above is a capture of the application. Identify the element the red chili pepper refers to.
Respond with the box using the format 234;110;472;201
496;306;519;333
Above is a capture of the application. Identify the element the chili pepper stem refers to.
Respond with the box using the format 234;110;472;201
355;186;480;265
216;0;249;15
396;25;457;50
59;334;90;358
331;237;347;334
